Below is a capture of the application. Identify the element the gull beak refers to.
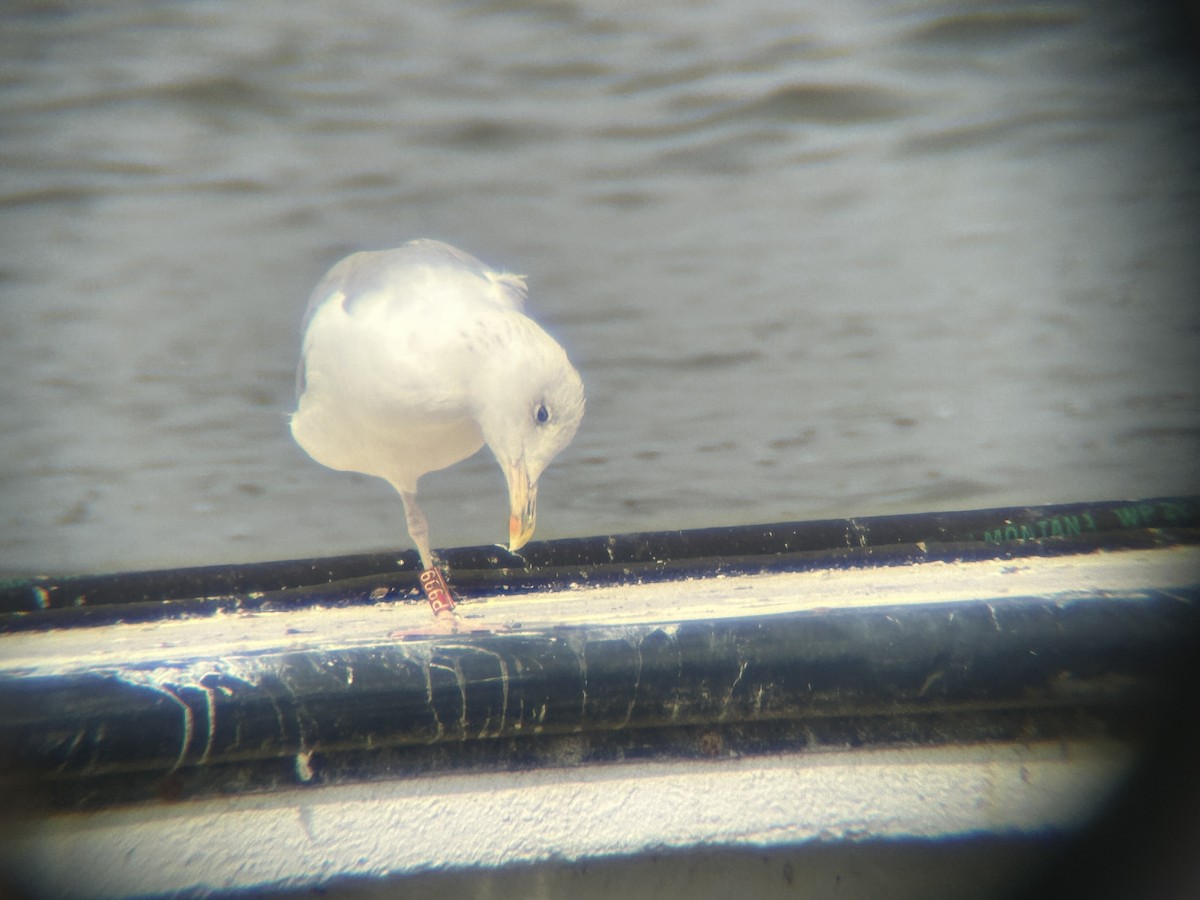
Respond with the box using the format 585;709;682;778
507;461;538;553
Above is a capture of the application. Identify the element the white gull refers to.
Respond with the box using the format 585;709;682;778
291;239;585;577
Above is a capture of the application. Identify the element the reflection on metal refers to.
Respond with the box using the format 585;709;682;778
1;495;1196;624
1;497;1198;896
3;584;1198;811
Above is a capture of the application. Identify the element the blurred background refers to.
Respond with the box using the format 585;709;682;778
2;0;1198;576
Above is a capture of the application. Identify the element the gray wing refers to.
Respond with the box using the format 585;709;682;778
295;239;527;399
377;239;527;313
398;238;494;275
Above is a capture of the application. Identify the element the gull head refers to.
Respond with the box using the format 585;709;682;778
474;317;585;553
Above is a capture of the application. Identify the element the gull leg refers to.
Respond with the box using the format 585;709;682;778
400;490;434;570
399;490;458;622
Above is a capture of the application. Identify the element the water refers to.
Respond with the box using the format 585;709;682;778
2;0;1198;575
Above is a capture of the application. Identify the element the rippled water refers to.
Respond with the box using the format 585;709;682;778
2;0;1198;575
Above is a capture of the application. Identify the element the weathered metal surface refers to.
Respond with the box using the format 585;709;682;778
3;584;1197;811
2;498;1197;812
2;496;1197;626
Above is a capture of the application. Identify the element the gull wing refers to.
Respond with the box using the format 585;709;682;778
296;240;528;398
308;240;526;324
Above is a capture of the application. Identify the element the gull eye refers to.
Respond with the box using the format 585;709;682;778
535;403;550;424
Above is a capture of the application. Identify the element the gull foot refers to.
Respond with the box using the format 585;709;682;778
387;566;462;637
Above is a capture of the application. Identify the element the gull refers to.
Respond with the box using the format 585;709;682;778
290;239;585;605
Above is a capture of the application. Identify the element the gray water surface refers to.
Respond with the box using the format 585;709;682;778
2;1;1198;575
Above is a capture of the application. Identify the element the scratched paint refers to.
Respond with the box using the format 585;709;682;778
3;496;1196;620
2;585;1197;807
2;545;1198;813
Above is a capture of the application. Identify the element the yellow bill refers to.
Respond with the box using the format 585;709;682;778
507;461;538;552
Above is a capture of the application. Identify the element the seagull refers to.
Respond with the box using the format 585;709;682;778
290;239;585;608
